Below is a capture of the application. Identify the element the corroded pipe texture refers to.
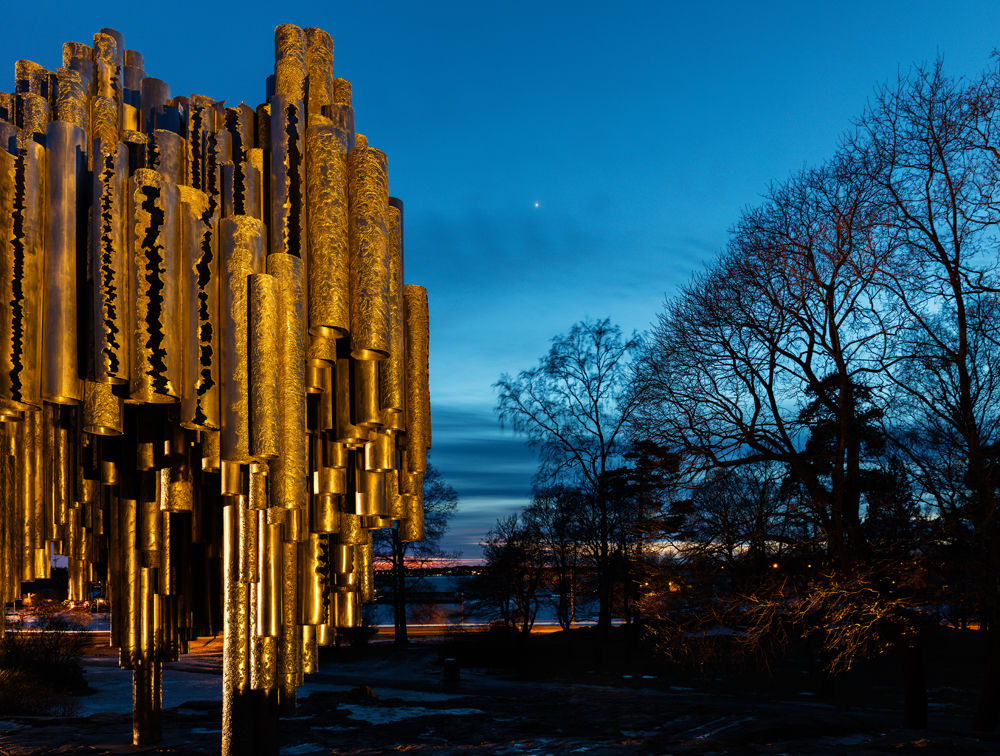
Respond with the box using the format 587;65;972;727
83;379;123;435
403;285;430;474
267;253;305;509
222;161;263;221
304;28;334;117
220;216;265;462
0;143;43;410
274;25;306;102
305;124;349;338
347;146;390;359
179;186;219;430
380;202;405;432
93;140;129;384
129;168;182;404
270;94;307;263
249;273;279;459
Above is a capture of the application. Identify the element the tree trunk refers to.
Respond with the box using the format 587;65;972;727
392;531;408;645
900;631;927;730
972;621;1000;732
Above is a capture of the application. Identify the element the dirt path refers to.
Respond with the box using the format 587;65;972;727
1;641;998;755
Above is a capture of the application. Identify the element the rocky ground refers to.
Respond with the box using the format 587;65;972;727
1;633;998;755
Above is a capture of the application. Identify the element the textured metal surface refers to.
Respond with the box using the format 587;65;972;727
249;273;279;460
0;25;432;756
381;202;405;432
42;121;87;405
348;146;390;359
129;169;181;404
268;254;306;508
305;124;349;337
403;286;430;475
93;140;129;384
0;143;43;410
179;186;220;430
269;95;306;261
220;216;265;462
83;379;123;435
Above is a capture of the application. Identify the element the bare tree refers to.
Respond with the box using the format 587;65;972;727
495;318;642;634
631;155;938;725
461;513;547;634
523;485;585;630
849;59;1000;731
373;458;459;644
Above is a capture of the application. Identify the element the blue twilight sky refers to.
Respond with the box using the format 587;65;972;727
6;1;1000;561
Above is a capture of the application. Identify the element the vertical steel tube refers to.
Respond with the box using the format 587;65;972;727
92;141;129;384
219;216;265;462
129;169;182;403
42;121;87;405
249;273;279;460
0;144;44;410
179;186;220;430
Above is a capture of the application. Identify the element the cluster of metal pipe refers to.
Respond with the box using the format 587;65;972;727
0;24;431;750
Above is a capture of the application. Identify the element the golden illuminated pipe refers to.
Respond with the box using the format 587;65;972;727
93;32;120;110
240;495;258;583
222;161;263;221
55;67;87;130
399;471;425;543
224;103;255;163
386;467;406;520
327;79;356;151
42;121;87;405
365;431;394;473
150;130;186;187
83;379;123;435
274;25;306;103
403;285;430;474
302;625;318;675
0;143;43;411
129;168;182;404
358;533;374;603
248;462;268;510
305;123;349;338
312;493;340;533
304;28;334;117
354;359;382;430
222;502;252;754
159;459;193;513
249;273;279;459
201;429;221;472
185;95;218;193
92;140;129;384
299;532;326;625
267;253;306;509
258;519;283;638
381;202;405;433
18;93;50;148
179;186;220;430
20;416;36;582
334;346;366;447
121;495;140;668
279;536;299;711
269;97;307;345
92;97;118;157
332;590;356;629
219;216;266;462
347;145;390;359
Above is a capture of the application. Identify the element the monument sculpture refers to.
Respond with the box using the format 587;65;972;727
0;24;431;754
